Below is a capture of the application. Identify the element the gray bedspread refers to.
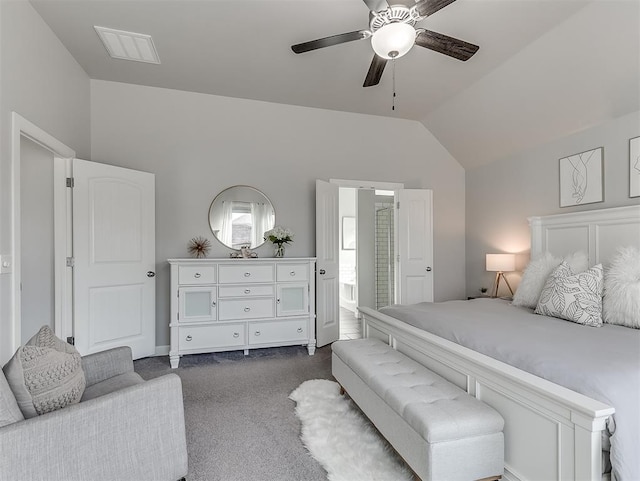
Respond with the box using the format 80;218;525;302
380;299;640;481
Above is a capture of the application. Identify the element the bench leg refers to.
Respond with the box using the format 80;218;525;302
339;385;345;396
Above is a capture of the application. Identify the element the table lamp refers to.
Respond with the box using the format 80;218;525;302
486;254;516;298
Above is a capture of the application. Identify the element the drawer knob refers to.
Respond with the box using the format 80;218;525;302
297;328;303;333
254;331;261;336
233;332;239;338
244;307;251;312
211;301;216;307
244;289;251;294
244;272;251;277
194;272;201;278
290;271;296;276
185;335;192;341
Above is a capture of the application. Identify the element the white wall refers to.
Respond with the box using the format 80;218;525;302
466;110;640;298
90;80;466;348
0;0;90;362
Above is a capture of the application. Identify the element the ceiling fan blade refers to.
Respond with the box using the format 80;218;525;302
363;55;387;87
415;30;479;61
362;0;389;13
415;0;457;18
291;30;370;54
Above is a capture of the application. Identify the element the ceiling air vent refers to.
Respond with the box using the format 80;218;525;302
94;26;160;64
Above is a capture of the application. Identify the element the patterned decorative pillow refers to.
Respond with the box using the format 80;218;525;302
603;246;640;328
2;326;85;418
512;251;589;309
534;262;604;327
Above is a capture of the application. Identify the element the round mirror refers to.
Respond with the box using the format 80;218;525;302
208;186;275;250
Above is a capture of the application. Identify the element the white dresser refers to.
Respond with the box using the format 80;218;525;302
168;258;316;368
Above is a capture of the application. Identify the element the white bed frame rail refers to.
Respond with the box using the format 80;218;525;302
360;306;613;481
360;205;640;481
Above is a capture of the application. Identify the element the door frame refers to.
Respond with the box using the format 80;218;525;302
9;112;75;358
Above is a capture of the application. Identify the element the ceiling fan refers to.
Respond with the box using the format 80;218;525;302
291;0;479;87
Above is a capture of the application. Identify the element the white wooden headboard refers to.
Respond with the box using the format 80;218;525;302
529;205;640;266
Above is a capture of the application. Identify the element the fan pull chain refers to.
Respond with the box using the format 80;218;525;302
392;59;396;111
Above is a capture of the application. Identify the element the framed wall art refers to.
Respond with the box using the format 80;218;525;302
559;147;603;207
630;136;640;198
342;216;355;250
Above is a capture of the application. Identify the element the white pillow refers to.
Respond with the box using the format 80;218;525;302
512;251;589;309
534;262;604;327
603;246;640;328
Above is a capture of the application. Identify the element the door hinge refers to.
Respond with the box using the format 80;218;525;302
396;201;400;209
66;177;74;188
66;336;75;345
66;257;74;267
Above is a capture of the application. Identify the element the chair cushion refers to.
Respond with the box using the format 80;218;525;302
2;326;86;418
0;371;24;427
81;371;145;401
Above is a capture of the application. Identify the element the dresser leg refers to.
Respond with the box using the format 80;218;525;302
244;349;249;355
307;341;316;355
169;354;180;369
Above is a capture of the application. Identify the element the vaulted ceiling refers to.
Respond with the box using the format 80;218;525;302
30;0;640;168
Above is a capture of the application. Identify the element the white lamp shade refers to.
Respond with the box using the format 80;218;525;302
371;23;416;59
486;254;516;272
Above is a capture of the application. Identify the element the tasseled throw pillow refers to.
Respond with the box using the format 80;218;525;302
2;326;85;418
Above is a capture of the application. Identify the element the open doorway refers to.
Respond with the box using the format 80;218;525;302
338;187;397;340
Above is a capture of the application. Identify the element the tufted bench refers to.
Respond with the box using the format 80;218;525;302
332;338;504;481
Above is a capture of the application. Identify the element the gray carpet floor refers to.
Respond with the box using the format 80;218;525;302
134;345;333;481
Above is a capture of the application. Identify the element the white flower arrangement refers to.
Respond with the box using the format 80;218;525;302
264;225;294;246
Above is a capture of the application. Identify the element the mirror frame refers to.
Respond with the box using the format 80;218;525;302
208;185;275;250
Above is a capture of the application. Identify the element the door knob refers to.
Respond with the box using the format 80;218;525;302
426;267;432;272
319;269;326;275
147;271;156;277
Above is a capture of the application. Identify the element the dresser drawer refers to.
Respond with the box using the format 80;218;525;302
218;264;275;284
248;319;308;345
218;284;275;298
178;324;244;351
218;298;274;320
178;265;216;285
276;263;309;282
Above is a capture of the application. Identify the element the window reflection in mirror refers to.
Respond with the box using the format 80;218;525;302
209;186;275;250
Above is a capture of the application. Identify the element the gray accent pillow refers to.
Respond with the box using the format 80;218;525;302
2;326;86;418
535;262;604;327
0;371;24;427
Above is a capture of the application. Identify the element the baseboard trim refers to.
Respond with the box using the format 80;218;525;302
155;345;169;357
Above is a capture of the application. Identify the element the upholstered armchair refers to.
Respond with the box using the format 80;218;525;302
0;345;188;481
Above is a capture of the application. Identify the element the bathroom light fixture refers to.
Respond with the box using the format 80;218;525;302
486;254;516;298
371;23;416;60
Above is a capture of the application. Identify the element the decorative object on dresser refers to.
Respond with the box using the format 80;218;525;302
485;253;515;298
559;147;603;207
264;225;294;258
208;185;275;250
187;236;211;258
630;136;640;197
168;258;316;368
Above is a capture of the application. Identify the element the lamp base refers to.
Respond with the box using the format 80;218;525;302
491;271;514;298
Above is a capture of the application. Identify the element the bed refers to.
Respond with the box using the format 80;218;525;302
359;205;640;481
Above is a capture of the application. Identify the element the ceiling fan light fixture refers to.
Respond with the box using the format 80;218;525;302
371;22;416;59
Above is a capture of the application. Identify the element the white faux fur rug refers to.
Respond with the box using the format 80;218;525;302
290;379;413;481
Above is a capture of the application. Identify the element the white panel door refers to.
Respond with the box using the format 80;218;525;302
398;189;433;304
73;159;156;359
315;180;340;347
